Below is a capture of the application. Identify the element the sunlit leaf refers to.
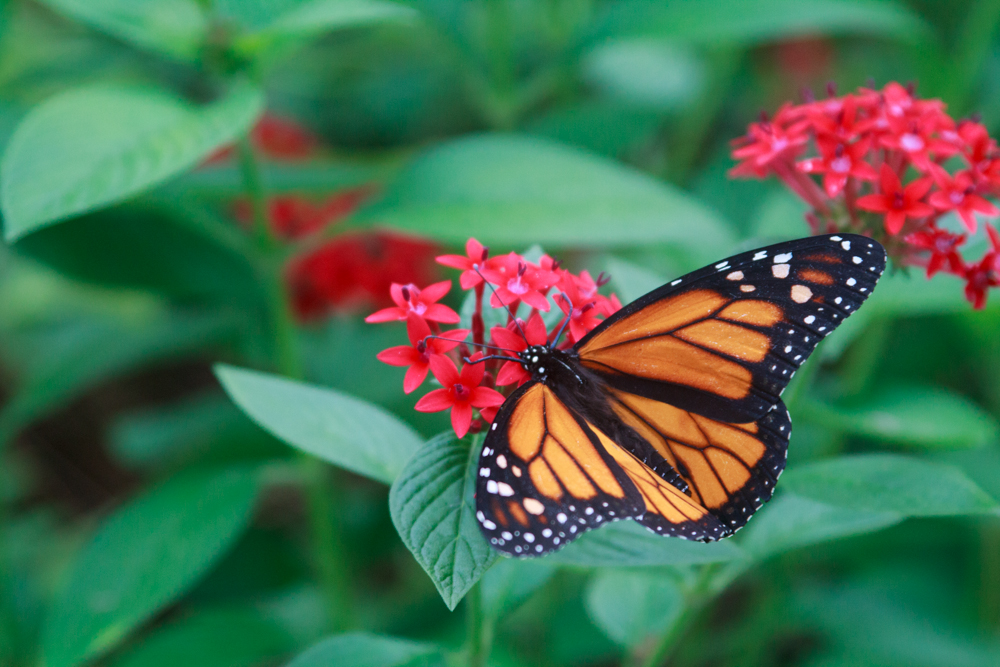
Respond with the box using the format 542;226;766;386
216;365;423;485
781;454;998;516
286;632;444;667
367;135;734;260
549;520;743;567
1;81;263;240
808;384;999;449
388;433;498;610
585;569;684;647
41;466;262;667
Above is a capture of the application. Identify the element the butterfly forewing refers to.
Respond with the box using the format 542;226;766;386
575;234;885;423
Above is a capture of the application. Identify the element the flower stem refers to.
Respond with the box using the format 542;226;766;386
237;132;350;631
464;581;494;667
632;565;719;667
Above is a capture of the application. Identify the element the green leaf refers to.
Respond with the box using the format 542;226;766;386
525;102;664;159
585;570;684;647
0;311;235;446
235;0;417;56
581;40;705;109
600;0;929;45
1;81;263;240
389;433;498;610
807;384;999;450
215;365;423;485
36;0;207;60
286;632;444;667
368;135;734;258
107;608;294;667
480;558;557;620
41;467;262;667
739;493;903;558
781;454;999;516
549;520;743;567
16;200;263;306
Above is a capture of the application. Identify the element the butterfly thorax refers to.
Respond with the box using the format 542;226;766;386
518;345;584;386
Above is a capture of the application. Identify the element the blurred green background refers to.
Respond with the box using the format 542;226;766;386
2;1;1000;666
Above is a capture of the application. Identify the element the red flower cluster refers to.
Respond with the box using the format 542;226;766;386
214;113;443;320
367;238;622;438
731;81;1000;309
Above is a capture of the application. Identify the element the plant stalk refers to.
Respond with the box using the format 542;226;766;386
465;581;493;667
237;133;350;630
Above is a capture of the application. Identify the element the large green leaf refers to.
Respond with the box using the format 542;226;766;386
808;384;999;450
216;365;423;485
781;454;999;516
235;0;417;56
37;0;207;60
549;520;743;567
286;633;444;667
739;493;902;558
1;82;263;240
41;467;262;667
585;569;684;647
599;0;928;45
107;608;294;667
367;135;734;257
388;433;498;610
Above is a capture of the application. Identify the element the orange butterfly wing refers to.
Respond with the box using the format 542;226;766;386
575;234;885;423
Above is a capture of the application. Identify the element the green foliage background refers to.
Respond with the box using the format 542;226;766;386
2;1;1000;666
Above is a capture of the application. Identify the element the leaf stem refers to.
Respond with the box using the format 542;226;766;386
465;581;493;667
237;131;349;631
632;564;720;667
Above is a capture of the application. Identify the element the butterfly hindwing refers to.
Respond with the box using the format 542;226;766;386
475;382;645;556
575;234;885;423
607;390;791;533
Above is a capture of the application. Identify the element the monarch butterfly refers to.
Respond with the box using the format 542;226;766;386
474;234;886;556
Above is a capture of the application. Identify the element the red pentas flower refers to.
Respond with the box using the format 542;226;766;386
927;169;998;233
963;225;1000;309
368;240;624;437
376;316;469;393
365;281;461;324
730;80;1000;309
415;354;505;439
856;165;934;234
436;238;491;290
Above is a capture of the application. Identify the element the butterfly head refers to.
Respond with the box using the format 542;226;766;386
518;345;582;385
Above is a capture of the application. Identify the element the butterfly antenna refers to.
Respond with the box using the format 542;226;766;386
423;335;515;355
550;292;573;347
473;265;528;343
464;354;522;365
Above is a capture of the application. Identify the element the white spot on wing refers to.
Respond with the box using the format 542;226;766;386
740;284;756;292
775;252;793;263
772;264;790;278
804;315;816;324
791;284;813;303
727;271;744;281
